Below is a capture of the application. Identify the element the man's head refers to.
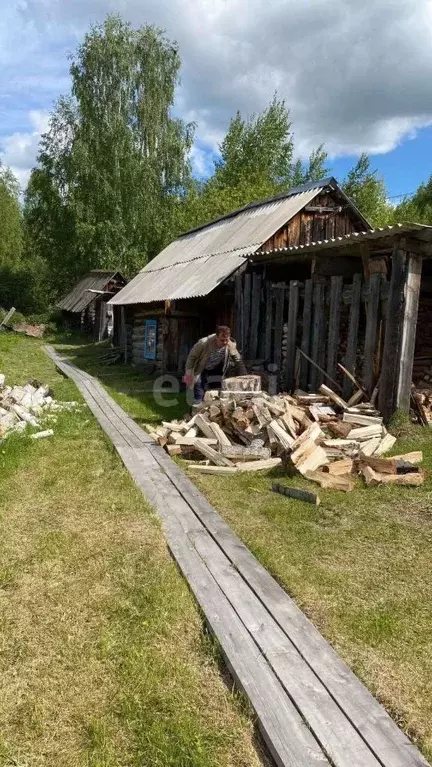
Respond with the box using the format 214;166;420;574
215;325;231;348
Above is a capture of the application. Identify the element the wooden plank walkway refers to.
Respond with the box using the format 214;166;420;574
44;346;429;767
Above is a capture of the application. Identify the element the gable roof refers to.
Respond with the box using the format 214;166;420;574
58;270;124;313
109;178;370;306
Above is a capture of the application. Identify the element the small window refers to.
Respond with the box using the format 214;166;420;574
144;319;157;360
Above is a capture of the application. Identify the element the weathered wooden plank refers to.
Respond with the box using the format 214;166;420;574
299;279;313;390
248;273;262;360
285;280;300;392
242;273;252;358
397;254;422;411
234;272;243;350
273;286;285;373
310;282;325;391
326;276;343;381
378;245;407;421
263;282;273;361
343;273;362;400
363;272;382;395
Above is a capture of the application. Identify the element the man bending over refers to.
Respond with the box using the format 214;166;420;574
184;325;246;404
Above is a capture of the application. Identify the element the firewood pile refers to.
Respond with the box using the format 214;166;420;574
0;373;80;443
147;376;424;491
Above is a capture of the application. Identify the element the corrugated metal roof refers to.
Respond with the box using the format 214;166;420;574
58;270;122;313
250;223;432;262
109;185;327;306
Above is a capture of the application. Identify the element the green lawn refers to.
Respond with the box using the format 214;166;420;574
61;337;432;764
0;333;264;767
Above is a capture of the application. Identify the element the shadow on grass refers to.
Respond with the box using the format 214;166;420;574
51;334;188;426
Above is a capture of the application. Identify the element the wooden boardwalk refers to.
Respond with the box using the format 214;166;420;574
45;346;429;767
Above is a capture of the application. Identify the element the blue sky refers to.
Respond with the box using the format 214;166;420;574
1;0;432;200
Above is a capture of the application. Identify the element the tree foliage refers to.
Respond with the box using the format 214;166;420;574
25;15;194;294
341;153;391;227
0;162;22;269
179;97;329;231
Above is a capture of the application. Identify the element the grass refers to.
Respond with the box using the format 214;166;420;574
0;333;265;767
59;337;432;763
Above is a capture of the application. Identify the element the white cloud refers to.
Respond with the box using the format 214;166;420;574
1;0;432;186
0;110;50;189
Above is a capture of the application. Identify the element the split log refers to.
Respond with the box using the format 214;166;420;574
346;389;365;408
221;444;271;461
391;451;422;465
280;407;298;437
362;465;381;486
379;471;424;486
208;421;232;447
309;404;336;422
188;465;239;475
267;420;294;450
194;414;217;439
318;384;349;411
167;444;182;456
30;429;54;440
162;421;188;432
359;437;381;456
272;483;320;506
184;426;198;439
326;420;353;439
223;375;261;392
374;434;397;456
193;439;235;467
291;422;323;451
252;401;272;428
342;413;383;426
236;457;282;472
326;458;353;476
348;424;383;441
305;470;354;492
173;436;218;446
295;445;329;475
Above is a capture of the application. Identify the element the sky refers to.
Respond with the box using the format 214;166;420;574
1;0;432;198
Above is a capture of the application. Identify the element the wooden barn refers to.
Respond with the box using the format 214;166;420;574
58;270;126;341
109;177;369;372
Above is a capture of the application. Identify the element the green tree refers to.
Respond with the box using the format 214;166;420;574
181;97;329;231
25;15;194;294
392;175;432;224
342;153;391;227
0;162;22;269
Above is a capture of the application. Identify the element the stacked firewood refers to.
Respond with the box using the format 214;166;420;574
0;373;80;442
148;376;424;491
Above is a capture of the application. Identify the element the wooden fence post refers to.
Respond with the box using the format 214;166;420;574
248;273;262;360
242;273;252;358
285;281;299;392
342;273;362;399
378;244;407;420
396;254;422;411
326;276;343;381
363;272;382;394
273;286;285;374
263;282;273;361
310;282;325;391
299;279;312;390
235;273;243;350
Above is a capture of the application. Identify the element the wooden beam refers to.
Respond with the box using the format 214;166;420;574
249;273;262;359
285;280;300;392
242;273;252;358
378;244;407;421
342;273;362;400
397;254;422;411
310;282;325;391
299;279;313;390
362;272;381;394
120;306;127;363
235;273;243;349
273;286;285;373
326;276;343;381
263;282;273;361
